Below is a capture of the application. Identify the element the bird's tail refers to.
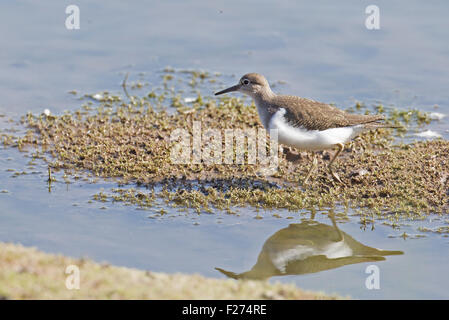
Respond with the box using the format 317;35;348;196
356;115;402;129
364;122;403;129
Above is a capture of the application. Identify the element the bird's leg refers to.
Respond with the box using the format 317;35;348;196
303;152;318;185
328;143;344;184
328;211;344;241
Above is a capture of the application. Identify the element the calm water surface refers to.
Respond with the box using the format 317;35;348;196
0;1;448;299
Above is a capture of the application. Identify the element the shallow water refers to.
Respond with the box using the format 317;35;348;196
0;148;448;299
0;1;448;299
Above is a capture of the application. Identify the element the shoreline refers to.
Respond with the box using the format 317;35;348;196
0;242;340;300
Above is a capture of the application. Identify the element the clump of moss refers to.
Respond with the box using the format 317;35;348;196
5;71;449;221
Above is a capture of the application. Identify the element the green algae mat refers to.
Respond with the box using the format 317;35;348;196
2;70;448;224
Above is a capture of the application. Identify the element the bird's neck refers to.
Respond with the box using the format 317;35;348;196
252;89;276;129
253;88;275;105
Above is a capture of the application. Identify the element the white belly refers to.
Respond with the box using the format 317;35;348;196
270;241;353;273
268;108;365;150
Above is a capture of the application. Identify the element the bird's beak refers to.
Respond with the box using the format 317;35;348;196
214;84;241;96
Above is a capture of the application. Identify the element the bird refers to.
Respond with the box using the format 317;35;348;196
214;73;397;184
215;213;403;280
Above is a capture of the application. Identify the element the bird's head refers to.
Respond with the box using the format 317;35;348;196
215;73;271;98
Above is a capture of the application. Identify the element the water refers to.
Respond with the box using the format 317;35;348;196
0;1;448;299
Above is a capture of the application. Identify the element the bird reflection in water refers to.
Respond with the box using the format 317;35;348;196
216;213;403;280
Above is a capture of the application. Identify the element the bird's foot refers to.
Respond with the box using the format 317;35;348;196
302;176;311;186
329;169;344;184
302;155;318;186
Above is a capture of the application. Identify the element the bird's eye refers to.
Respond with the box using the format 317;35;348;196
242;79;250;85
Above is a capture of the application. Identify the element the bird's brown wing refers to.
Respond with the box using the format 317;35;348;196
270;95;384;131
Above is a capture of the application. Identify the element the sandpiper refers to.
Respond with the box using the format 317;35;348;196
215;73;396;184
215;214;403;280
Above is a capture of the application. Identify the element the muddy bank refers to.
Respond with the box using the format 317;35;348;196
0;242;338;299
